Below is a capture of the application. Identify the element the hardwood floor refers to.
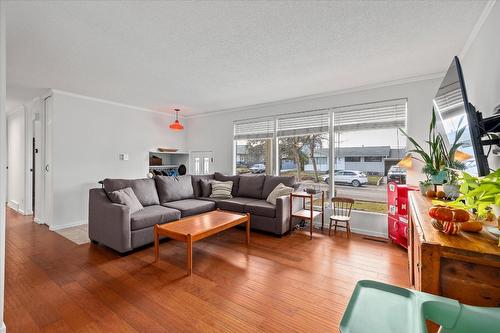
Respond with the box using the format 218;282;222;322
4;208;409;332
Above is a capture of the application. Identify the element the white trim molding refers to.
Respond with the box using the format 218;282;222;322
49;220;87;231
51;89;181;118
459;0;497;59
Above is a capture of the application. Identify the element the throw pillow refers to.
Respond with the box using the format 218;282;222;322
199;178;213;197
266;183;294;205
154;175;194;203
108;187;144;214
210;180;233;199
214;172;240;196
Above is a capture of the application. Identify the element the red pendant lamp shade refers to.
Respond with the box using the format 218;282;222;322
169;108;184;131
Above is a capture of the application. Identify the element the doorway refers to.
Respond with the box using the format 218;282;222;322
190;151;214;175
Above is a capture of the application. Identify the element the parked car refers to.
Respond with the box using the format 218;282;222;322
387;165;406;184
249;163;266;173
321;170;368;187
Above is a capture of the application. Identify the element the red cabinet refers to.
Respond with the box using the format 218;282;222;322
387;182;417;249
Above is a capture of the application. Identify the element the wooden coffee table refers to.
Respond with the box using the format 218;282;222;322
154;209;250;275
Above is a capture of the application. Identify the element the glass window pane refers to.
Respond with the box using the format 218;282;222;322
278;133;329;211
333;101;407;213
235;139;272;175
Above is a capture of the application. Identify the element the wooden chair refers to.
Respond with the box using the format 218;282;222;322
329;197;354;237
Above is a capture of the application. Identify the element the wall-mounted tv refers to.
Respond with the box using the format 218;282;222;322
433;56;490;176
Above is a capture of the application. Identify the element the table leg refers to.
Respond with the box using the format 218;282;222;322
289;193;293;234
187;234;193;276
246;213;251;245
310;194;313;239
154;224;159;263
321;191;325;230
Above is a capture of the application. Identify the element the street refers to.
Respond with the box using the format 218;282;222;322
336;184;387;202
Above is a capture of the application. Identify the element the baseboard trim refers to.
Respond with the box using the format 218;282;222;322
0;321;6;333
7;200;31;215
49;220;87;231
33;217;44;224
350;227;388;239
7;200;19;211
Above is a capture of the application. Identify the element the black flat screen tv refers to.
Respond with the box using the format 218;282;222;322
433;56;489;176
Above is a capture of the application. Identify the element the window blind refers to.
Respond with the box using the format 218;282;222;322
277;113;330;137
234;119;275;140
433;89;464;119
334;99;406;131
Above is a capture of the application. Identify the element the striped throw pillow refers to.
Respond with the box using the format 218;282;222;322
210;180;233;199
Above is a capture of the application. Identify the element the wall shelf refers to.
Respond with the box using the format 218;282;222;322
149;151;189;174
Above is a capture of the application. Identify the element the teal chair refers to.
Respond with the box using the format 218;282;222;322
340;280;500;333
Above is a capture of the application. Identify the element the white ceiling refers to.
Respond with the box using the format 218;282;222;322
6;0;487;115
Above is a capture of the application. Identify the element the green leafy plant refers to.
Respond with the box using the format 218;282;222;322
435;169;500;217
399;109;466;183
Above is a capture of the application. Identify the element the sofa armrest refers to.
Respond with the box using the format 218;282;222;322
275;195;303;235
88;188;132;253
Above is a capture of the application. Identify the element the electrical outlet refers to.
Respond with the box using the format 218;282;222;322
119;153;129;161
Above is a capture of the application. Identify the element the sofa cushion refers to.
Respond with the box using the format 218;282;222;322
155;175;194;203
162;199;216;218
103;178;160;206
197;197;225;203
262;175;295;198
191;174;214;197
130;205;181;231
108;187;143;214
199;178;213;197
216;197;260;213
244;200;276;218
214;172;240;197
210;180;233;199
237;174;266;199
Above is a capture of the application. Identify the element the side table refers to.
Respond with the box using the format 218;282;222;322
289;191;325;239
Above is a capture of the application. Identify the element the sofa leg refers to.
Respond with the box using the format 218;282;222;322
90;240;99;245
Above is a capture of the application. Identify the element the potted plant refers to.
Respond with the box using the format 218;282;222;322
400;110;447;194
400;110;467;197
434;169;500;245
446;170;500;216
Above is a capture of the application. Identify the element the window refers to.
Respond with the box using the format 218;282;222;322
277;113;330;210
231;99;407;214
333;99;407;213
234;119;274;175
364;156;383;162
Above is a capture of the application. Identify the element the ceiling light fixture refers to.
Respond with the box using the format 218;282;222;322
169;108;184;131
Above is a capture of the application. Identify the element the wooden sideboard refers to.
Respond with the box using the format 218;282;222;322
408;191;500;307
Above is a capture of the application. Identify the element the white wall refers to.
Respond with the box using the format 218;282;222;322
49;91;187;230
461;1;500;170
6;106;27;213
0;1;7;331
186;77;442;185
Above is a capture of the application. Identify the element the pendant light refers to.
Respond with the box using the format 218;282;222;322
169;108;184;131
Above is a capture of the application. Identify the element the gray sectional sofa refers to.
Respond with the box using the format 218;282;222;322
89;172;302;253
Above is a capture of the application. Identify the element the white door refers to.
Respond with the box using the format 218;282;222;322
190;151;213;175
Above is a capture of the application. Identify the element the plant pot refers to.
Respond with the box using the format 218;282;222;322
419;182;434;196
443;183;460;200
431;170;448;185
